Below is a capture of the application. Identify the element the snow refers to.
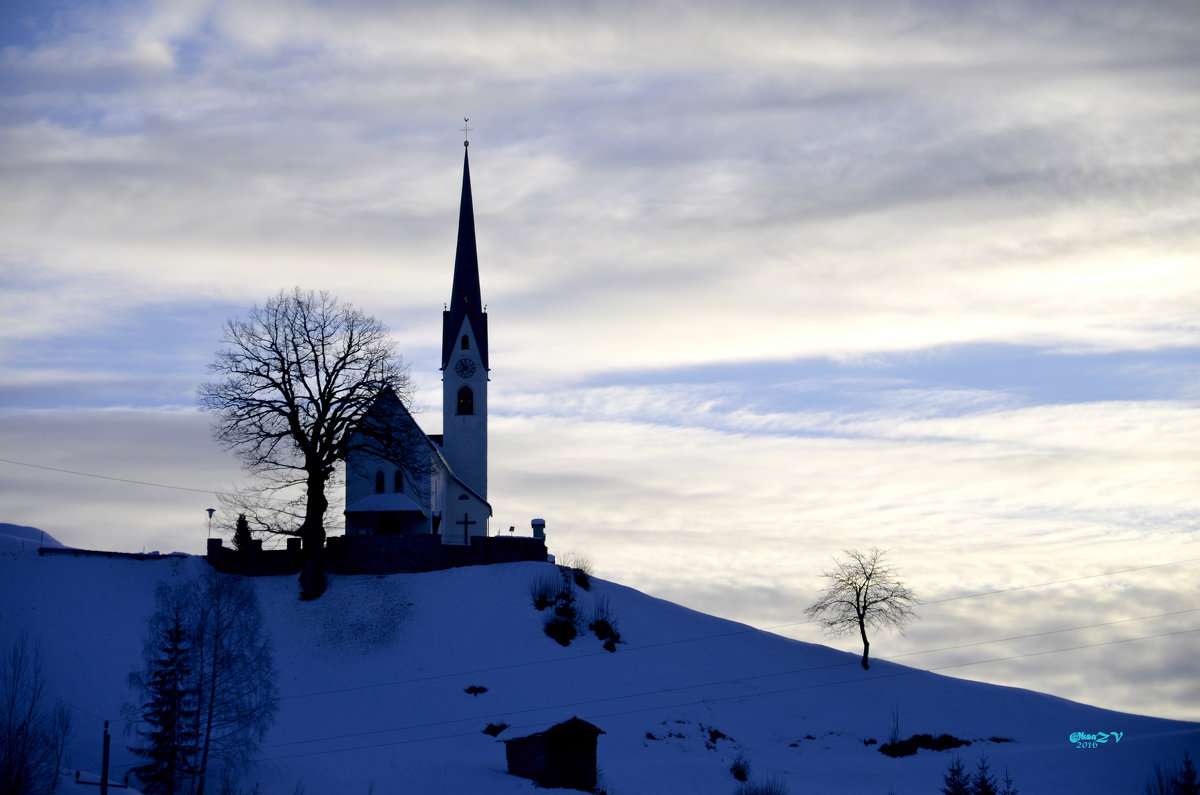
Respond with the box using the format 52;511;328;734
0;522;64;552
1;549;1195;794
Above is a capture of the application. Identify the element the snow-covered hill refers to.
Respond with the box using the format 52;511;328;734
1;548;1195;794
0;522;64;552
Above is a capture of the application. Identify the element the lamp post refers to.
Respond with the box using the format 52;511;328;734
206;508;215;538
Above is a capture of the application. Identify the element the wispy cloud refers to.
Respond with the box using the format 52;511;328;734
1;0;1197;721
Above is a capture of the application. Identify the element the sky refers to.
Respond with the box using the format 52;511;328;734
1;0;1197;723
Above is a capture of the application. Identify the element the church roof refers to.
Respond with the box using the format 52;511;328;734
353;386;493;517
344;492;426;515
442;147;489;370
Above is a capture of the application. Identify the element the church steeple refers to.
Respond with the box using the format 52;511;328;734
441;138;488;500
441;145;489;371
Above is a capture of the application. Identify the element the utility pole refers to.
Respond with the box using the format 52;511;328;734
101;721;110;795
75;721;128;791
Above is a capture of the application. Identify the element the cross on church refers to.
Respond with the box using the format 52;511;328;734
461;117;473;146
456;512;477;542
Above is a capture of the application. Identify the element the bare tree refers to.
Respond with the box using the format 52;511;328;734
127;572;277;795
191;570;277;794
198;288;417;596
804;547;919;670
0;634;72;795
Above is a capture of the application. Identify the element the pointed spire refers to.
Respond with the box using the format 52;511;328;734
442;144;489;370
450;146;481;313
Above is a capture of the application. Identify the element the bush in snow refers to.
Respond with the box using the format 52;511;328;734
558;551;594;590
530;572;560;610
589;596;622;651
880;732;970;757
544;616;577;646
734;777;789;795
729;752;751;782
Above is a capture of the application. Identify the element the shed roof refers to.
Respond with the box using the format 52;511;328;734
502;716;605;744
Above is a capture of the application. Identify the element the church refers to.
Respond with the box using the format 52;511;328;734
342;140;494;546
206;138;546;577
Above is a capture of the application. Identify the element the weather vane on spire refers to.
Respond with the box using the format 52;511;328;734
462;117;473;147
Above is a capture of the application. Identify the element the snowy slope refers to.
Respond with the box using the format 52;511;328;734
1;551;1196;794
0;522;64;552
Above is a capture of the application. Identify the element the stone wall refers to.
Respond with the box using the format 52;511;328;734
206;534;546;577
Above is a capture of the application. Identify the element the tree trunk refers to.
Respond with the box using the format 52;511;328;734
195;602;220;795
298;468;329;600
298;468;329;554
859;617;871;670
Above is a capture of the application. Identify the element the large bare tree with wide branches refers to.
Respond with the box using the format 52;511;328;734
804;547;919;670
198;288;417;596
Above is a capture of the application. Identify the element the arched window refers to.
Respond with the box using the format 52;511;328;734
393;470;403;493
461;335;470;350
457;386;474;415
374;470;385;494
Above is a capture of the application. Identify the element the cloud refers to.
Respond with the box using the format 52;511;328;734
1;0;1197;722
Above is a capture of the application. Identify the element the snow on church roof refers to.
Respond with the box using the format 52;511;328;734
344;492;425;515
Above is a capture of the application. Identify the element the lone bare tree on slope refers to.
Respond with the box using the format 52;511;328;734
198;288;416;598
804;547;919;670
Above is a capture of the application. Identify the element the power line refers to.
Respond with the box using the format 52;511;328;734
281;558;1200;704
257;624;1200;761
0;456;302;509
886;607;1200;660
0;457;218;495
919;558;1200;605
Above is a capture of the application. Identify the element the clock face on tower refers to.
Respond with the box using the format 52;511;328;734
454;357;477;379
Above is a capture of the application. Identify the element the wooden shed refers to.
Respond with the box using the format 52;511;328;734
503;717;604;791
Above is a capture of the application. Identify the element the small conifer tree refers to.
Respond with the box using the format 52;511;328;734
130;590;199;794
1000;765;1018;795
941;757;970;795
232;513;252;551
1177;753;1200;795
972;755;999;795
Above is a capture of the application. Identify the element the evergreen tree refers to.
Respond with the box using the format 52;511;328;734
972;755;999;795
232;514;252;551
129;574;277;795
942;757;970;795
1176;753;1199;795
129;587;199;794
999;765;1018;795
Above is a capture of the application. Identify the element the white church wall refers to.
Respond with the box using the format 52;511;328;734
442;480;489;546
441;315;488;500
